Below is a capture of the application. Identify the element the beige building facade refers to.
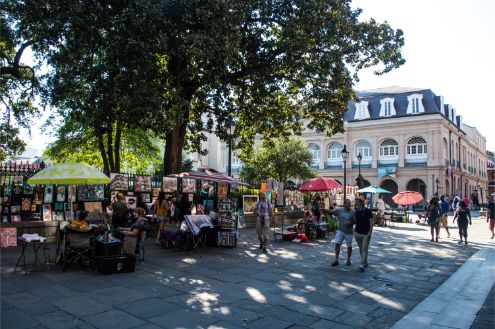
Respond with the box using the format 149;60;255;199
191;87;490;206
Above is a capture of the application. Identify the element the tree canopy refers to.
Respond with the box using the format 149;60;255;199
4;0;405;172
240;137;316;186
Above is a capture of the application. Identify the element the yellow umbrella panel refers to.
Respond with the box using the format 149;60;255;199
27;164;110;185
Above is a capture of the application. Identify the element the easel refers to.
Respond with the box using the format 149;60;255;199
184;215;222;256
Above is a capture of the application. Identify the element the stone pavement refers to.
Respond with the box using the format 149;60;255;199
1;215;494;329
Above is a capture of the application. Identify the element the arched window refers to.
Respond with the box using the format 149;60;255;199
355;140;372;158
380;139;398;157
406;137;427;156
442;138;448;160
327;143;343;160
308;143;321;163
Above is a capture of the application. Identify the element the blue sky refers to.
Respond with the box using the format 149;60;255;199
21;0;495;156
352;0;495;151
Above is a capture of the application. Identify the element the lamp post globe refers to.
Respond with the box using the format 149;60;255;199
341;145;349;202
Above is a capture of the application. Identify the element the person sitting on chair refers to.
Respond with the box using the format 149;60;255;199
68;210;90;232
119;207;149;238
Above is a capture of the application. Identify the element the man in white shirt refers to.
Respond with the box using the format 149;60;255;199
255;193;273;253
375;194;385;216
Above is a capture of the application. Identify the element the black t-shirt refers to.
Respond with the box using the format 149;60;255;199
354;207;373;235
487;202;495;219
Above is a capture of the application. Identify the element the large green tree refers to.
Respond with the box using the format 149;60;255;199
6;0;405;173
0;14;39;160
240;137;316;186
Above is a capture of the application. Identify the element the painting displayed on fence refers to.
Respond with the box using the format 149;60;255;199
56;185;66;202
182;178;196;193
134;175;152;192
125;196;138;209
78;185;104;201
163;177;178;192
42;204;52;221
109;173;129;190
44;185;54;203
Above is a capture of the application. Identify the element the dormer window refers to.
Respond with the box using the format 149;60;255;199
354;101;370;120
407;94;424;114
379;97;396;117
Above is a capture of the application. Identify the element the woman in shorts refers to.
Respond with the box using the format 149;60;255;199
154;191;169;244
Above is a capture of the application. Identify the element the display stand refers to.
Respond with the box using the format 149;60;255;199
217;198;237;248
273;208;297;241
184;215;217;254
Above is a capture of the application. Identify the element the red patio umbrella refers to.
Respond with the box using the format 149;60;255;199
299;177;341;192
392;191;424;205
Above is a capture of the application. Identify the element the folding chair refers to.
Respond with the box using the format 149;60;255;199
60;227;96;272
383;210;394;228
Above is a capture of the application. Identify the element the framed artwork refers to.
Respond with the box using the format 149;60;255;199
182;178;196;193
21;198;31;211
78;185;104;201
65;211;74;222
217;184;228;198
13;185;22;195
64;202;72;211
200;181;215;198
110;190;119;203
125;196;137;209
11;205;20;213
3;185;12;196
134;175;152;192
84;202;102;213
42;204;52;221
56;185;66;202
33;187;44;204
67;185;77;202
163;177;178;193
2;197;10;205
184;215;213;236
23;185;33;195
44;185;54;203
141;193;151;203
52;211;64;221
242;195;259;214
11;215;21;222
11;176;23;185
109;173;129;191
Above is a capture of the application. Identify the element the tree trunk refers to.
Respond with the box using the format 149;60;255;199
114;120;122;172
163;121;188;175
106;122;115;171
96;128;110;174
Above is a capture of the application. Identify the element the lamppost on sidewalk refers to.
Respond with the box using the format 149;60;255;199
341;145;349;201
435;177;440;197
225;117;236;177
356;152;363;189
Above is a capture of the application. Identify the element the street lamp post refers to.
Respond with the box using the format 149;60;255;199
435;177;440;197
225;117;236;177
356;152;363;188
341;145;349;202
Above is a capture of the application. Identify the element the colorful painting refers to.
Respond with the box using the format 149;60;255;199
84;202;102;213
134;175;152;192
11;215;21;222
52;211;64;221
42;204;52;221
141;193;151;203
182;178;196;193
44;185;54;203
67;185;76;202
56;185;66;202
163;177;178;193
217;184;228;198
242;195;259;214
65;211;74;222
21;198;31;211
109;173;129;191
77;185;104;201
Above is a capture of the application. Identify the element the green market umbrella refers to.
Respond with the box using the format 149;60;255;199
357;185;392;194
27;163;110;185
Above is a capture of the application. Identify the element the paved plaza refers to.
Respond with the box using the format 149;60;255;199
1;214;494;329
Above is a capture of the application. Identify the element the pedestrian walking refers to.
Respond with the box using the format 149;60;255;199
354;198;374;271
330;199;355;266
439;195;451;238
154;191;170;245
486;195;495;239
254;192;273;253
425;197;441;242
453;201;472;245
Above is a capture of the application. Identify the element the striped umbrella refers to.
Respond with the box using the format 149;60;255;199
172;169;250;186
27;163;110;185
